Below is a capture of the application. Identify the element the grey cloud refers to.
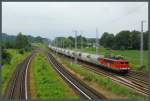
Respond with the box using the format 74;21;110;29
2;2;148;40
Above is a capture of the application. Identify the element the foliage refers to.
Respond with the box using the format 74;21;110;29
114;31;131;50
2;33;16;48
2;33;50;49
1;47;11;65
15;32;30;49
32;52;78;99
100;32;115;49
100;30;148;50
27;35;50;45
18;49;24;54
51;30;148;50
52;36;89;49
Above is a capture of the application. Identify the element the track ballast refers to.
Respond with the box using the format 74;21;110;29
47;52;107;100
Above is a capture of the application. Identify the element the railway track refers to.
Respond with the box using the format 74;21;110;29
80;63;149;97
47;52;107;100
51;50;148;98
4;53;34;99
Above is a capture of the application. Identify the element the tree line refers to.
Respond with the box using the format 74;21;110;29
1;32;31;65
100;30;148;50
52;30;148;50
1;32;50;65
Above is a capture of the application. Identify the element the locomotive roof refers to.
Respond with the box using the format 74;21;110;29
102;57;128;62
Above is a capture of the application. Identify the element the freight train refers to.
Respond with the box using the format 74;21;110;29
49;45;130;74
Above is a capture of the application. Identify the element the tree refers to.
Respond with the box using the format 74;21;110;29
129;30;140;50
4;41;15;48
100;32;115;49
114;31;131;50
64;38;73;48
100;32;109;46
1;47;11;65
35;36;44;43
143;31;148;50
77;35;87;48
15;32;30;49
68;36;75;48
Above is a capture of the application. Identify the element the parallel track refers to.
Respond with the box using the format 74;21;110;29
51;50;148;98
80;63;149;97
4;53;34;99
47;52;107;100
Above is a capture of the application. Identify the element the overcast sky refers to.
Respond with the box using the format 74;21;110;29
2;2;148;40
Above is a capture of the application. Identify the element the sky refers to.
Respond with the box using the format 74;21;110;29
2;2;148;40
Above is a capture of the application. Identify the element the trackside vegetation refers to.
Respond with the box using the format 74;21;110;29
53;53;144;99
31;52;78;99
2;49;31;95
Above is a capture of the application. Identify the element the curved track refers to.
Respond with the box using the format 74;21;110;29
47;52;107;100
51;50;148;98
80;63;149;97
4;53;34;99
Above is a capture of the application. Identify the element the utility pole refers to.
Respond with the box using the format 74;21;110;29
62;38;64;48
96;28;99;55
74;30;77;64
55;39;57;55
140;20;146;67
80;31;83;51
54;39;56;47
61;39;63;48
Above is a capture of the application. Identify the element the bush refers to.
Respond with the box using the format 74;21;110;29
2;49;11;65
18;49;24;54
24;45;32;52
138;65;146;71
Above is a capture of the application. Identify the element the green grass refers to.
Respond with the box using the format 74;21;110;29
80;47;148;72
2;49;31;95
33;43;48;52
32;52;78;99
54;54;144;99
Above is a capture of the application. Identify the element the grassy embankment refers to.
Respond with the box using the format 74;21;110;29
52;53;144;99
30;51;79;99
2;49;31;95
79;47;148;72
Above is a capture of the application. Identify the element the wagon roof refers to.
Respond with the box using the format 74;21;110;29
50;46;128;62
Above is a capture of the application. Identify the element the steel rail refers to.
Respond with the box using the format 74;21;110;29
47;52;107;99
51;50;148;97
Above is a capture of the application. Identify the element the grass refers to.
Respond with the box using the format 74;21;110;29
31;52;78;99
79;47;148;72
53;53;144;99
2;49;31;95
33;43;48;52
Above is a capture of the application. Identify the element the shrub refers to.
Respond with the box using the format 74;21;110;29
2;49;11;65
18;49;24;54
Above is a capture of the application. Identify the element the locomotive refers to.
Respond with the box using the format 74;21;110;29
49;45;130;74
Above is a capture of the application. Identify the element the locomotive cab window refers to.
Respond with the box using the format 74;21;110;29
121;62;124;64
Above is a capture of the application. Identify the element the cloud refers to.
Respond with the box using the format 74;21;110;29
2;2;148;40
